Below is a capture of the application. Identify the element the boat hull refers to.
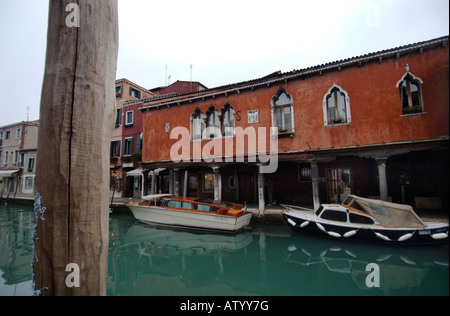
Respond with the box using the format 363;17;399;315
283;212;449;246
127;204;253;233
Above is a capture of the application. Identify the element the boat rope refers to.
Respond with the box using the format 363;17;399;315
31;192;48;296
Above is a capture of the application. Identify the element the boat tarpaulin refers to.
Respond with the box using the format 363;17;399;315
348;195;427;229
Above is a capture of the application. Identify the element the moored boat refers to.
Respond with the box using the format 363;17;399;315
125;194;253;233
282;195;449;245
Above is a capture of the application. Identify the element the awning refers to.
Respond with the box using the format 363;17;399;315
0;170;20;178
126;167;144;177
126;168;167;177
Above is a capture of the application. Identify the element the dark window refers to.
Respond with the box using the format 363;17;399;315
129;87;141;99
115;108;122;126
299;164;312;181
320;209;347;222
349;213;375;225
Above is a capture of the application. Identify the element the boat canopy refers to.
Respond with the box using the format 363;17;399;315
346;195;426;229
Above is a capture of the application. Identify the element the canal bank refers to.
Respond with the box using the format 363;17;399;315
4;193;449;225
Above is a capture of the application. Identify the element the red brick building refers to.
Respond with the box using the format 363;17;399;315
111;79;156;197
138;36;449;215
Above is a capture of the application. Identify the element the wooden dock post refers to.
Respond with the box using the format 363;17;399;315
34;0;118;296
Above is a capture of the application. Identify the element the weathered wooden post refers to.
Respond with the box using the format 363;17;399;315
34;0;118;296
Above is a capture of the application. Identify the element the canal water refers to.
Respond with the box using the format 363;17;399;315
1;203;448;296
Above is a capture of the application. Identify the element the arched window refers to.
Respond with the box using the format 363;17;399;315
396;65;424;115
271;86;294;135
205;104;220;139
221;101;235;137
323;84;351;126
190;107;204;141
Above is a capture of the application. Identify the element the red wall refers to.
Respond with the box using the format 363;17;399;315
142;44;449;163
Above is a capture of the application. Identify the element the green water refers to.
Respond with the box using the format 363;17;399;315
1;203;448;296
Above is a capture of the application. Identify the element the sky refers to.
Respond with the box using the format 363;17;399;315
0;0;449;126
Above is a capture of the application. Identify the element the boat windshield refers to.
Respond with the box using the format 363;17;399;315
196;199;235;209
342;196;353;206
315;205;324;217
193;203;221;213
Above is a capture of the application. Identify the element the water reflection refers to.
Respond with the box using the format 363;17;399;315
0;206;448;296
108;214;449;296
0;205;34;296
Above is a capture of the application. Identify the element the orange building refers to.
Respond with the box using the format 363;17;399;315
137;36;449;215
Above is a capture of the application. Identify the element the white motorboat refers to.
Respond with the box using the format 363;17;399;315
282;195;449;245
125;194;253;233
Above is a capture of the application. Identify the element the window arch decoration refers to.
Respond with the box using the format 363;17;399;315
396;64;424;115
271;86;295;135
322;84;351;126
190;107;204;141
221;101;235;137
205;104;220;139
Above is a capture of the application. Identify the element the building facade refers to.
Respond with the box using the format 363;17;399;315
111;79;156;198
0;120;39;199
138;36;449;215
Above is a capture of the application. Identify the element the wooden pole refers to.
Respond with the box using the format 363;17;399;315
34;0;118;296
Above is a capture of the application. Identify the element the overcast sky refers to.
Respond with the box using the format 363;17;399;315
0;0;448;126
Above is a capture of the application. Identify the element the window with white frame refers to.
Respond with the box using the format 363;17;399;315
396;65;424;115
190;107;204;141
125;110;133;126
323;84;351;126
221;102;235;136
28;157;35;172
271;86;294;135
24;176;34;192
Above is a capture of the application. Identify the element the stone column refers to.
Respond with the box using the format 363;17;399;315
311;160;321;210
173;169;181;197
376;157;389;201
183;170;189;198
213;167;221;202
150;170;156;195
258;165;265;216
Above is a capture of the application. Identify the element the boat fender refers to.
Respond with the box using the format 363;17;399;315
374;232;391;241
343;230;357;238
431;233;449;240
398;233;414;242
300;221;310;228
316;222;326;233
327;231;342;238
287;218;297;227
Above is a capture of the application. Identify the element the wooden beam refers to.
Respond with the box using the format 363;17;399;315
34;0;118;296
